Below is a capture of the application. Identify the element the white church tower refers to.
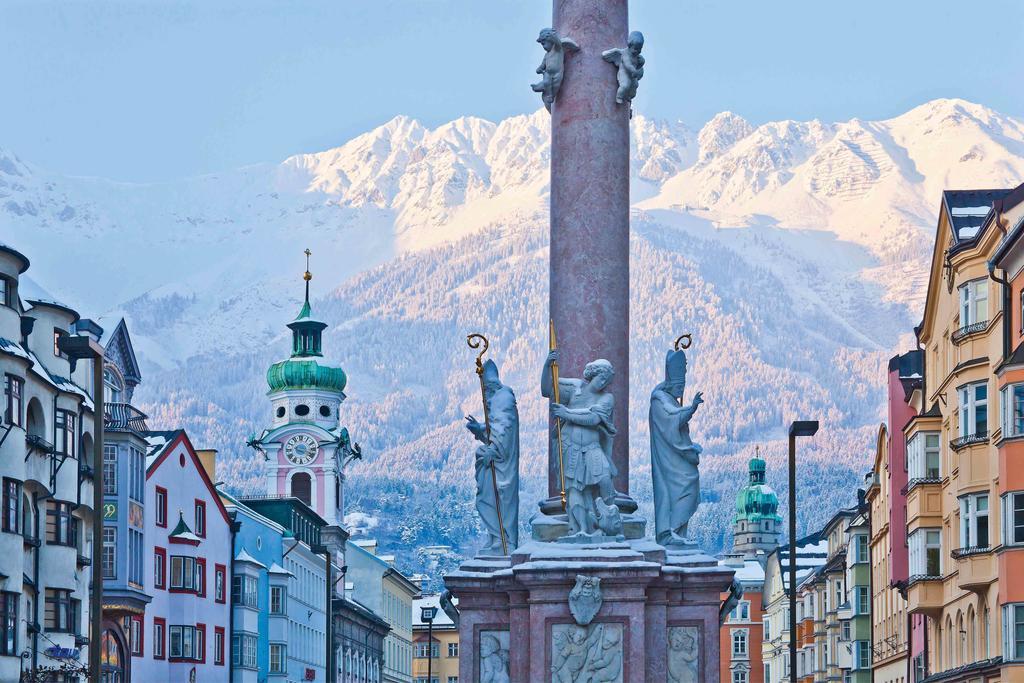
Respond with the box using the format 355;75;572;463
254;250;355;526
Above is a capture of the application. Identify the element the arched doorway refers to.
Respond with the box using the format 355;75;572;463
101;628;125;683
291;472;312;506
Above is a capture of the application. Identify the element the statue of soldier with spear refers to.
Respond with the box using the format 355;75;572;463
465;334;520;555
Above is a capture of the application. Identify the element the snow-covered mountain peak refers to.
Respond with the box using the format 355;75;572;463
696;111;753;164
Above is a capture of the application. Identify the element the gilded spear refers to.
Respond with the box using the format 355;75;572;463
467;333;508;555
550;319;567;510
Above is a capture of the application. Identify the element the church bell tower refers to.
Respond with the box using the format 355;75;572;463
257;250;351;526
732;447;782;560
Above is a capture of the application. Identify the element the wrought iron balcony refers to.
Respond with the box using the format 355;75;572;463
901;477;942;495
104;402;149;433
951;319;988;342
950;431;988;451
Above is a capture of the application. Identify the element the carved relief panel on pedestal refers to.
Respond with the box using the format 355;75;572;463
667;625;700;683
478;629;510;683
550;623;623;683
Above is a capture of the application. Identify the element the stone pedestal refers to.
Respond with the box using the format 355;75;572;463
446;540;733;682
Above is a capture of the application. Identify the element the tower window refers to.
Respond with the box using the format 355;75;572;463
291;473;312;506
294;404;310;417
276;407;286;418
319;405;331;417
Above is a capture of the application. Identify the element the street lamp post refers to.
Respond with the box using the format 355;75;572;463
420;605;437;683
788;420;819;683
58;335;105;683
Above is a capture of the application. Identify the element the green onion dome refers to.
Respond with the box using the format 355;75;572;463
267;358;346;394
734;455;781;523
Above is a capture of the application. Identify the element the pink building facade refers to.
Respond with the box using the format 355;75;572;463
134;430;232;682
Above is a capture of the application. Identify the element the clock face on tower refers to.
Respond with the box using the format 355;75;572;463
284;433;319;465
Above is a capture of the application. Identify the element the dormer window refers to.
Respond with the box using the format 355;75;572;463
103;367;124;404
53;328;68;359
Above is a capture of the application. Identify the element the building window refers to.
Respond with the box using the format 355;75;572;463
841;619;851;641
0;592;17;656
1004;492;1024;546
54;410;77;458
913;653;926;681
194;499;206;538
214;627;225;665
102;527;116;579
270;643;287;673
53;328;68;358
959;279;988;326
959;493;990;549
232;632;258;669
129;447;144;502
854;587;869;615
1004;603;1024;661
44;589;78;633
153;618;165;659
270;585;286;615
958;382;988;438
169;625;197;660
0;277;11;308
856;640;871;669
1001;383;1024;437
195;623;206;663
853;534;869;564
154;547;166;589
731;629;748;658
46;500;76;546
195;558;206;597
448;642;459;657
909;528;942;577
843;670;852;683
130;616;142;656
214;564;226;603
155;487;167;527
730;600;751;621
128;528;143;586
1;478;20;534
906;432;940;479
416;642;439;658
102;444;117;495
3;375;23;427
732;671;748;683
232;574;258;608
169;555;200;593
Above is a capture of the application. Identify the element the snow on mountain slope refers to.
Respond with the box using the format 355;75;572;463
2;98;1022;563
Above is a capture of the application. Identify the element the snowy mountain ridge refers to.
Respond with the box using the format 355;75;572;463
3;98;1023;566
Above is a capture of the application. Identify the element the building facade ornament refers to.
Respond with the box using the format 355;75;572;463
532;28;579;112
602;31;645;105
568;574;603;626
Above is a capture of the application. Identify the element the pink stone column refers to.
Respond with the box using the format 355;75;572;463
549;0;631;496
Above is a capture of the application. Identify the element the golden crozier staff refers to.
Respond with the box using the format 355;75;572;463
467;333;508;555
550;319;567;510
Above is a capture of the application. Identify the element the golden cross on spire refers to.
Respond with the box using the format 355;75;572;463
755;444;760;458
303;248;312;282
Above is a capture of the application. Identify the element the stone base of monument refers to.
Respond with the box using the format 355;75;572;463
445;537;734;683
531;493;647;542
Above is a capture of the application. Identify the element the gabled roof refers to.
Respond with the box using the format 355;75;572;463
144;429;231;525
104;319;142;386
235;548;266;568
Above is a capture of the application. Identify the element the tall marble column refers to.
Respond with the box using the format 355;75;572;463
549;0;631;497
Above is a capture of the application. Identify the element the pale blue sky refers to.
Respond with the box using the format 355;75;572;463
2;0;1022;182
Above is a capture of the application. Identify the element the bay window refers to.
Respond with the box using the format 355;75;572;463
907;432;940;480
169;555;202;593
45;589;78;633
959;493;990;549
0;592;17;656
270;643;287;673
1003;492;1024;546
958;382;988;439
54;409;76;458
169;624;196;660
232;632;258;669
1002;383;1024;437
103;444;117;495
909;528;942;577
4;374;23;427
46;500;75;546
232;574;257;608
102;527;116;579
2;478;20;534
959;279;988;327
1002;604;1024;661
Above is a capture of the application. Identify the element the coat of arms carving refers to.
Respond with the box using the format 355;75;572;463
568;575;603;626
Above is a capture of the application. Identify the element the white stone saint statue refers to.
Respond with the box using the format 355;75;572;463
465;359;520;554
542;352;623;539
649;348;704;547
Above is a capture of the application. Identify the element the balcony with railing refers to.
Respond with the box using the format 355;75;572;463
951;319;988;343
104;402;149;434
950;431;988;451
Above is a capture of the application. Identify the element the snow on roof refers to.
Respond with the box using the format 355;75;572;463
413;594;458;628
959;226;981;239
268;562;293;577
234;548;267;568
718;558;766;583
951;206;992;216
171;530;202;543
0;337;31;361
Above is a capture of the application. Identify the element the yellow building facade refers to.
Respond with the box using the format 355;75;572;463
412;595;459;683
